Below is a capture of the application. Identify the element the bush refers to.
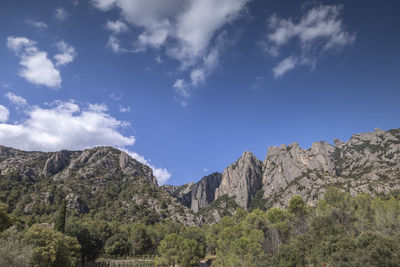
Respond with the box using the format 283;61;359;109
24;224;81;267
105;233;131;258
0;226;33;267
65;223;103;263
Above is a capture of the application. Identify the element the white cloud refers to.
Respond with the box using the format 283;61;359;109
7;36;62;88
55;7;69;21
109;93;123;101
0;94;171;184
0;106;9;123
106;20;129;34
92;0;250;105
54;41;77;66
26;18;48;30
272;56;296;78
119;105;130;112
7;36;75;88
261;5;355;78
173;79;190;106
106;35;127;53
4;92;28;107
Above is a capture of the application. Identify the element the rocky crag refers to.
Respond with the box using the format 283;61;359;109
164;128;400;222
1;128;400;225
0;146;199;226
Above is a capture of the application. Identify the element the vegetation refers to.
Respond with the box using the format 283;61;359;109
54;199;66;233
1;188;400;266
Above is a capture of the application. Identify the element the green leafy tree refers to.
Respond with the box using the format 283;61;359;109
130;223;152;256
0;226;34;267
156;233;183;267
178;238;203;267
288;195;307;218
0;202;11;232
54;199;66;233
65;223;102;263
24;224;81;267
104;233;130;258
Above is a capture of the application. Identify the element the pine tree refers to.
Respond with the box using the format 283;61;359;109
55;199;66;233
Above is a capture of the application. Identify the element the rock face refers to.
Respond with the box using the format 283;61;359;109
215;152;263;209
3;128;400;225
261;141;335;203
163;173;222;213
164;128;400;221
0;146;198;226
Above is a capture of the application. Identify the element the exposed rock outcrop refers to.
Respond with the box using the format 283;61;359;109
0;145;198;226
215;151;263;209
165;128;400;219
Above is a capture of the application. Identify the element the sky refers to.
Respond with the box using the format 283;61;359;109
0;0;399;186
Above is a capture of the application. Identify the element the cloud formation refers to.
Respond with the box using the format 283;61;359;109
261;5;355;78
92;0;250;104
7;36;75;88
55;7;69;21
26;18;48;30
0;93;171;184
54;41;77;66
0;106;9;123
4;92;28;107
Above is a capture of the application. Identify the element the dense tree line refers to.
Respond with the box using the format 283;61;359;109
1;188;400;266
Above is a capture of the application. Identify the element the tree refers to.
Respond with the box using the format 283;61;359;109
24;224;81;267
54;199;66;233
288;195;307;218
0;203;11;232
178;238;203;267
104;233;130;258
156;234;183;267
65;223;102;263
130;223;151;256
0;226;33;267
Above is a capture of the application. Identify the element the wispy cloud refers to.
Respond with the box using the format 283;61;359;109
4;92;28;107
119;105;131;113
54;7;69;21
260;5;355;78
92;0;251;105
26;18;48;30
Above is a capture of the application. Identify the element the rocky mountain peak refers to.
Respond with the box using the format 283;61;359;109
215;151;263;209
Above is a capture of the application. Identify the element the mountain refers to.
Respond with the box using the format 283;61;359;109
164;128;400;220
0;146;199;226
1;128;399;225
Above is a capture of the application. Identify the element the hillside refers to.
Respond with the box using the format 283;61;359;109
0;146;199;226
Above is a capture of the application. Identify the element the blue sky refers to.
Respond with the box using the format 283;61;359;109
0;0;399;185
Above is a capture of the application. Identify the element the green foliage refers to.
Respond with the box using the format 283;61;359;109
0;202;12;232
130;223;152;256
156;233;203;267
288;195;307;217
0;226;34;267
54;199;66;233
105;233;131;258
65;222;103;263
156;233;183;266
24;224;81;267
208;189;400;266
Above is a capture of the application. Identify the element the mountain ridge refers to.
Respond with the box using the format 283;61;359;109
1;128;399;225
163;128;400;222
